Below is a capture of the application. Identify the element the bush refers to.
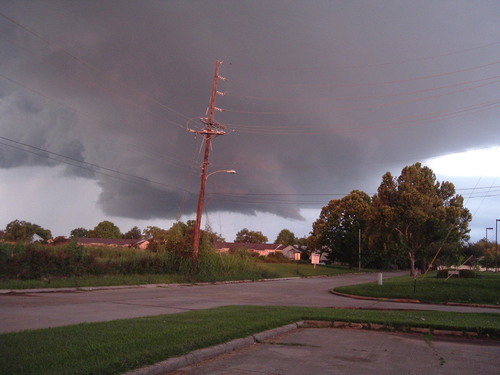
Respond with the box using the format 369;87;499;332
0;243;278;282
436;269;449;278
436;269;477;279
459;269;477;278
261;252;290;263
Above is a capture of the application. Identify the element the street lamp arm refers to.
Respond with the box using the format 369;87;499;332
207;169;236;178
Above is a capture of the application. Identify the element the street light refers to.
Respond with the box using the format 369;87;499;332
207;169;236;178
496;219;500;273
486;227;493;243
192;169;236;272
486;227;493;272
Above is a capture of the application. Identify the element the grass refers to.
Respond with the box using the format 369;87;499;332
257;262;356;277
0;262;354;290
0;274;188;290
1;305;499;375
334;272;500;305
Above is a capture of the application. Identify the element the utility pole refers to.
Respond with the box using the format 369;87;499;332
358;228;361;272
189;60;226;272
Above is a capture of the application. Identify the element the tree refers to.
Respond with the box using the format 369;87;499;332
123;226;142;239
88;221;122;239
143;226;169;242
370;163;471;275
309;190;371;267
274;229;296;246
235;228;268;244
166;221;192;255
3;219;52;242
70;227;89;238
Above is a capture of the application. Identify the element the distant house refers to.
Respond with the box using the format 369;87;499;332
77;238;149;249
31;233;45;243
282;245;306;260
214;242;284;256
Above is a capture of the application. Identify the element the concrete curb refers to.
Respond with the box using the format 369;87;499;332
329;289;500;309
0;274;345;295
297;320;488;339
123;322;301;375
330;289;421;304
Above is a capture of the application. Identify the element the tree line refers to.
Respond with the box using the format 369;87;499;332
1;219;306;248
308;163;472;275
2;163;488;273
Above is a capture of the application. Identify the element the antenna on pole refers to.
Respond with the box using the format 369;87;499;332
189;60;227;273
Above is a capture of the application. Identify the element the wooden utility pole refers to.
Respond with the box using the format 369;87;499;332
189;60;226;272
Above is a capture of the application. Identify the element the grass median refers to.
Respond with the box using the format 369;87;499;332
1;305;499;375
334;272;500;305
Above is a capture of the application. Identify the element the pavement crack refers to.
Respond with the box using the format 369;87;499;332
423;334;446;366
262;341;320;348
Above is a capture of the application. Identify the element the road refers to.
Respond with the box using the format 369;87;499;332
0;272;497;333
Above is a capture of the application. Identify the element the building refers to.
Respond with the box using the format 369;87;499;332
76;238;149;249
214;242;284;256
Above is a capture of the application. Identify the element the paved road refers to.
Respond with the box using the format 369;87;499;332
0;272;497;333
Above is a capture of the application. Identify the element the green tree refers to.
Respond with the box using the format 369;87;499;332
310;190;371;267
123;226;142;239
235;228;268;244
166;221;191;254
3;219;52;242
143;226;169;242
274;229;296;246
370;163;471;275
296;236;308;247
88;221;122;239
70;227;89;238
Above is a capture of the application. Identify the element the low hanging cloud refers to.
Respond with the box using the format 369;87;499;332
0;1;498;225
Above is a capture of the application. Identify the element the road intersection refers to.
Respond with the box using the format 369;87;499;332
1;271;497;333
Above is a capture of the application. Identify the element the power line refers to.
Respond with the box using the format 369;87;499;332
225;75;500;103
0;137;193;194
221;78;500;115
225;100;500;135
0;73;195;171
229;60;500;89
0;10;192;125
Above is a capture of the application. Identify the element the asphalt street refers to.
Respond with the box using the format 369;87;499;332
0;271;497;333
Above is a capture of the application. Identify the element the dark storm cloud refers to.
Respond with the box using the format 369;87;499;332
0;0;499;221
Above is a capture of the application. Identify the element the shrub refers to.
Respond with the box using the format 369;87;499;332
436;269;477;279
459;269;477;278
262;252;290;263
0;242;278;281
436;269;449;278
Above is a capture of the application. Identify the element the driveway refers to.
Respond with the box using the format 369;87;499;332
167;328;500;375
0;271;497;333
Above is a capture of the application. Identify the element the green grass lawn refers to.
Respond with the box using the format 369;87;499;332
256;262;356;278
2;305;499;375
335;272;500;305
0;263;355;289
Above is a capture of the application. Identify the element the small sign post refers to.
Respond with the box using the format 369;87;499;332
311;254;320;269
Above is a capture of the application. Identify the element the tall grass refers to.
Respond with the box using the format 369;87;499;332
0;242;276;284
197;250;277;282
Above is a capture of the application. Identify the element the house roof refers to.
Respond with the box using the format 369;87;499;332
214;242;283;251
77;238;147;247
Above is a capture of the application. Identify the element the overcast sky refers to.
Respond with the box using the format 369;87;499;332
0;1;499;243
